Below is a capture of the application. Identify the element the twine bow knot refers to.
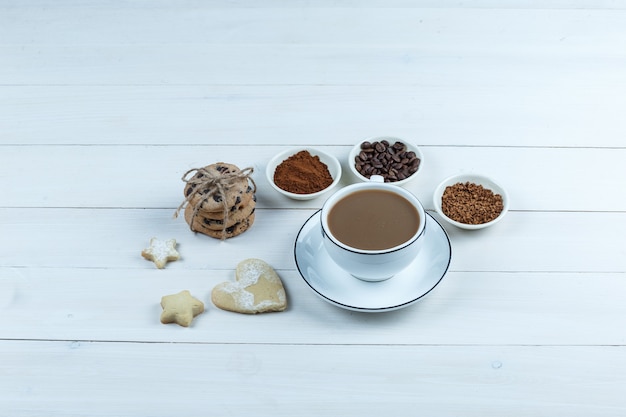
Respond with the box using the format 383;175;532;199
174;165;255;239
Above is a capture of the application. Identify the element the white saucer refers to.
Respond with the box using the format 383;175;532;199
294;210;452;312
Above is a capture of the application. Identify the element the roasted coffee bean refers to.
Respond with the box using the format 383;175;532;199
354;140;421;182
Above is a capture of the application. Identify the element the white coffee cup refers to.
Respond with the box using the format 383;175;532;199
320;176;426;281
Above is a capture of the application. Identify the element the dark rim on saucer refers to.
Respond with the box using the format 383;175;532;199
294;210;452;312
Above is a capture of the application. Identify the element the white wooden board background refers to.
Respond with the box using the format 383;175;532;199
1;1;626;416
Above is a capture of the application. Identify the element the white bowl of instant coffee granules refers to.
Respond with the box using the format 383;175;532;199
349;137;423;186
433;174;509;230
266;147;342;200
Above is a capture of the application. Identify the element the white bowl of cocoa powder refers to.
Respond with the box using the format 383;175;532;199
433;174;509;230
266;147;342;200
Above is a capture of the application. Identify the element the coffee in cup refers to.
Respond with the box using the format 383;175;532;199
320;176;426;281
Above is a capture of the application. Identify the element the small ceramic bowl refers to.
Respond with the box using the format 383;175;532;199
348;136;423;186
433;173;509;230
266;147;342;200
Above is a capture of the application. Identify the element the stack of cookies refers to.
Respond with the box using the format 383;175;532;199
182;163;256;239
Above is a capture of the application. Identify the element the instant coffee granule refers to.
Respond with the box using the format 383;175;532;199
274;150;333;194
441;182;503;225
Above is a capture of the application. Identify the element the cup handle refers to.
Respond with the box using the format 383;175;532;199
369;175;385;183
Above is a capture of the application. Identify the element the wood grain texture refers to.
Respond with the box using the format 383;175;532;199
1;208;625;272
1;268;625;345
1;2;625;416
3;6;626;148
1;145;624;211
2;84;625;147
1;341;625;417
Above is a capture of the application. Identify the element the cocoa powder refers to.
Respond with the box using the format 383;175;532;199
273;150;333;194
441;182;503;225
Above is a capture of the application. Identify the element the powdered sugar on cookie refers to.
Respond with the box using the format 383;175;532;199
211;258;287;314
141;237;180;269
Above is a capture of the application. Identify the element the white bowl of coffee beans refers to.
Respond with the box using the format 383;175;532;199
433;173;509;230
349;137;423;186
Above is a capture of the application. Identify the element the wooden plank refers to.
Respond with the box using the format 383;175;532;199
3;8;625;148
1;266;625;345
2;84;625;147
2;0;625;11
1;208;625;272
1;3;624;417
0;145;624;211
2;6;626;45
4;42;623;87
0;340;625;417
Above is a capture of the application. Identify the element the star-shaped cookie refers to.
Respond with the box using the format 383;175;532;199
141;237;180;269
160;290;205;327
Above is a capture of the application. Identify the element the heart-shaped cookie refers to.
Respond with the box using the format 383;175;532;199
212;258;287;314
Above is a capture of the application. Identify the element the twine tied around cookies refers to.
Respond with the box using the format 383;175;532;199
174;166;256;239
